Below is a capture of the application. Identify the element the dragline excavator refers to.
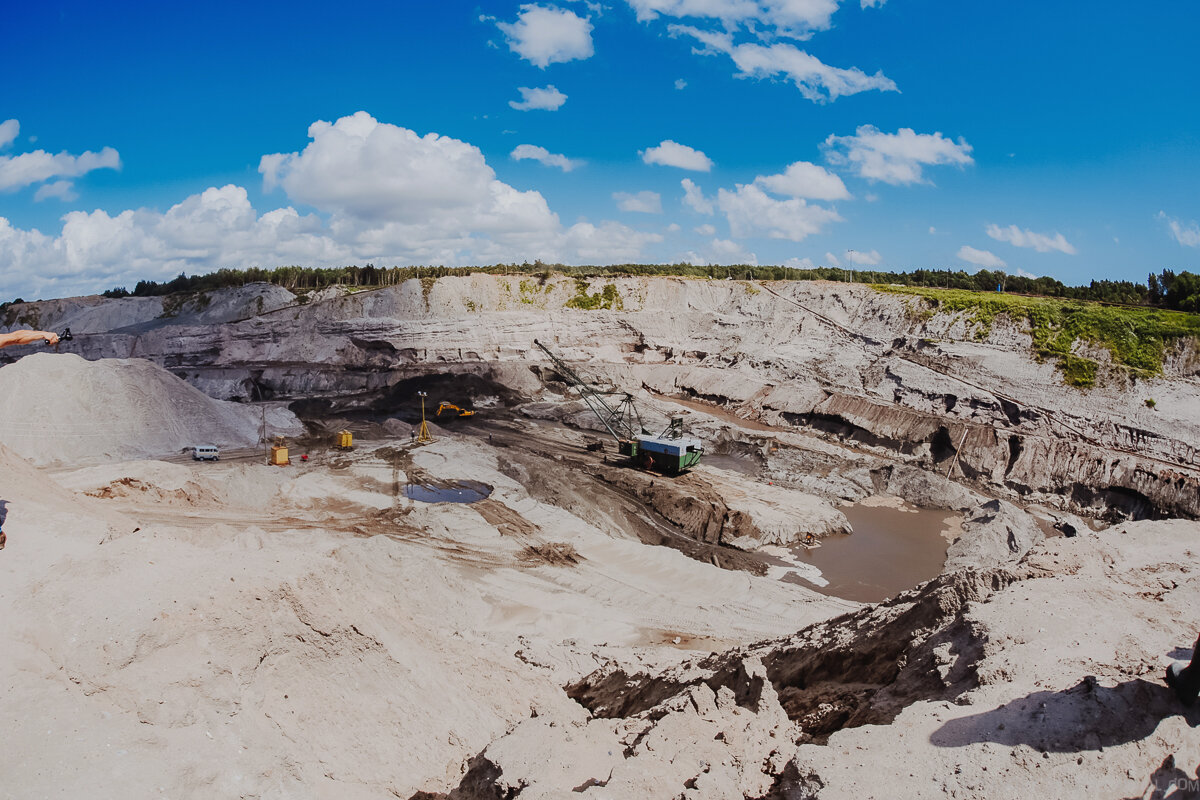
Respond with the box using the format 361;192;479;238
533;339;703;474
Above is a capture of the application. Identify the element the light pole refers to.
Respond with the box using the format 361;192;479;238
416;391;434;444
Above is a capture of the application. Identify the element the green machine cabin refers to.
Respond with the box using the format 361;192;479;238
619;419;704;474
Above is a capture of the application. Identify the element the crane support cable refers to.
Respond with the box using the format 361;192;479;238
533;339;643;442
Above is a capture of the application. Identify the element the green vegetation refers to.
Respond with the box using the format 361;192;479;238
517;278;549;305
86;263;1200;315
419;276;437;306
1145;398;1157;409
881;286;1200;387
565;280;623;310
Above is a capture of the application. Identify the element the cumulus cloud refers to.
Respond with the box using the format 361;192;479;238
642;140;713;171
784;256;816;268
614;190;663;213
33;180;78;202
710;237;757;263
672;26;897;103
627;0;839;37
861;0;885;6
0;185;340;300
0;112;664;299
823;125;972;185
259;111;558;236
0;119;17;149
0;134;121;193
956;245;1007;268
681;178;715;215
509;85;568;111
498;4;594;67
1158;212;1200;248
843;248;881;265
717;183;841;241
675;78;687;89
985;223;1076;254
695;223;717;235
755;160;849;200
511;144;583;171
824;251;840;266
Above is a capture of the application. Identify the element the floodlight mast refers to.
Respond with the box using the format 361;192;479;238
533;339;647;444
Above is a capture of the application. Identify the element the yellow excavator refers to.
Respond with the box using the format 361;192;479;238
436;402;476;418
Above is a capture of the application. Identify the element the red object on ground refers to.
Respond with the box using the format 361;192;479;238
301;454;309;462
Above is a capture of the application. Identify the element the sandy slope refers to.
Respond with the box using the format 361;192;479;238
0;423;851;798
0;353;301;466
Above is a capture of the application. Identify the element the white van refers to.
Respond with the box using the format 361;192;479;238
192;445;220;461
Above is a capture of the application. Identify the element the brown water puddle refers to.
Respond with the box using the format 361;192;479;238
649;392;781;432
702;453;759;476
775;498;961;603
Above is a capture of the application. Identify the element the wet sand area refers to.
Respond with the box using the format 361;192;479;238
769;496;961;603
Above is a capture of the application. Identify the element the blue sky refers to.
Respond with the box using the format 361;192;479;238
2;0;1198;300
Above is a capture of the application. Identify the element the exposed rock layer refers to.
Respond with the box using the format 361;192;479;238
5;276;1198;518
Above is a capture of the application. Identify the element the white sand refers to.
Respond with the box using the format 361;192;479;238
0;353;301;466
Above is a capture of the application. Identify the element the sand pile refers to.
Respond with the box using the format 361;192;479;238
0;353;301;466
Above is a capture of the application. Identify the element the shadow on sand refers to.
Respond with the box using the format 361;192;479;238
930;676;1199;753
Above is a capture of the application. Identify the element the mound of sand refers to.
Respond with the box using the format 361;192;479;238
0;353;301;466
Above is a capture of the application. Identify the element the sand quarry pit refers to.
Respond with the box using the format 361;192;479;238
1;277;1199;798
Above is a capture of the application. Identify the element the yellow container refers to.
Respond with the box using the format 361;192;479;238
337;430;353;449
270;445;289;466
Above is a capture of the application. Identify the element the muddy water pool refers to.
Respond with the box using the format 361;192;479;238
770;498;961;603
404;480;493;503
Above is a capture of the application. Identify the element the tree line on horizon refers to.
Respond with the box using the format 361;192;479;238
79;262;1200;313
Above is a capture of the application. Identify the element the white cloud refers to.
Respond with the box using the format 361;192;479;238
0;119;17;149
642;139;713;171
928;226;936;234
0;113;665;299
666;222;681;232
259;112;558;236
784;256;816;269
861;0;885;6
498;4;594;67
695;223;717;235
33;180;78;202
823;125;973;185
628;0;839;37
985;223;1077;254
681;178;715;215
672;25;897;103
0;141;121;192
509;85;568;111
710;237;756;263
1158;211;1200;248
675;78;687;89
510;144;583;171
824;251;840;266
956;245;1006;268
717;183;841;241
558;221;665;261
844;248;880;265
755;160;849;200
614;190;663;213
0;185;341;300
